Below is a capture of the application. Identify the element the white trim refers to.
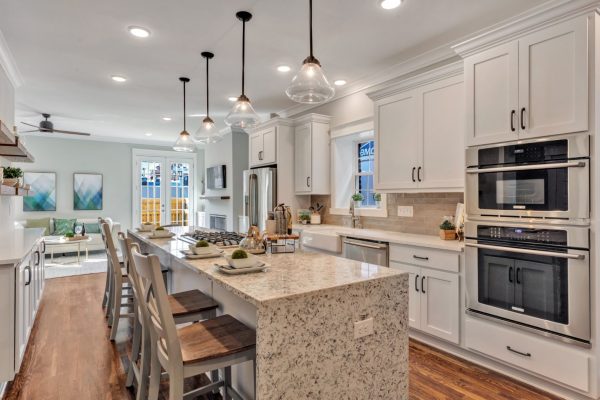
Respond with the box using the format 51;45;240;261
0;28;23;87
331;118;374;139
18;130;192;148
131;148;196;158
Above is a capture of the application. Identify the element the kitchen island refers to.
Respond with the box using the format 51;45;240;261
128;228;409;400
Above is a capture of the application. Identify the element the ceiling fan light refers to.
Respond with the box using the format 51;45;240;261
173;130;195;152
286;61;335;104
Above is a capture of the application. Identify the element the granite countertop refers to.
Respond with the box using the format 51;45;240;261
0;227;45;265
128;228;406;307
293;223;464;252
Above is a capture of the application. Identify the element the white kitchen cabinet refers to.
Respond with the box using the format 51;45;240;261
249;126;277;167
369;68;464;192
294;114;331;195
15;254;31;370
462;15;589;146
401;264;421;330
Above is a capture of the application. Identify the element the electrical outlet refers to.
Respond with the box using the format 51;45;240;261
354;317;374;339
397;206;413;217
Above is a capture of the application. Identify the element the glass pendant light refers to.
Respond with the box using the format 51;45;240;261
286;0;335;104
194;52;223;144
173;77;195;152
224;11;261;129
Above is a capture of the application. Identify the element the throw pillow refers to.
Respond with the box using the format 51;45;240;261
25;218;51;236
84;222;101;234
54;218;77;235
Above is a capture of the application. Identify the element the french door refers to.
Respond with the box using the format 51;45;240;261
132;150;196;227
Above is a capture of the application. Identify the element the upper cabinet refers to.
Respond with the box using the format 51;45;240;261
294;114;331;195
459;14;589;146
247;118;294;168
368;64;465;192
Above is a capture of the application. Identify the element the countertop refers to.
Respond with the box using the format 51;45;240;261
0;227;45;265
128;228;406;307
293;223;464;252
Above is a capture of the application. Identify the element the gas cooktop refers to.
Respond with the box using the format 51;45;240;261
180;230;245;247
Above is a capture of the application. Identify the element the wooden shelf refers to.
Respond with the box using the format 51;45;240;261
0;119;16;145
0;184;34;197
0;137;35;163
199;196;231;200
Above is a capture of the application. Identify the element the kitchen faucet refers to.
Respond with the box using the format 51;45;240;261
349;200;362;229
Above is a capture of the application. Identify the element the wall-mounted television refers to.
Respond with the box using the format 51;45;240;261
207;165;226;189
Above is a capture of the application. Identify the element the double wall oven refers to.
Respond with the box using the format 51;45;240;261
465;134;591;347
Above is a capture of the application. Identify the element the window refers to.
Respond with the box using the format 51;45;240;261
355;140;376;207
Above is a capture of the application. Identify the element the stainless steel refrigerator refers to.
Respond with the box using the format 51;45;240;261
241;167;277;233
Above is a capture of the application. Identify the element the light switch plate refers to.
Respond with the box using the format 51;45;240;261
397;206;413;217
354;317;374;339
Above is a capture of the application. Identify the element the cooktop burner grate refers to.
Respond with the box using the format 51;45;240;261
180;230;245;247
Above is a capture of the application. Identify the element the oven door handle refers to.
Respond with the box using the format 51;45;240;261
465;243;585;260
466;161;586;174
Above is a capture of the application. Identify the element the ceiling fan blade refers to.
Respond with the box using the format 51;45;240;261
52;129;91;136
19;129;42;133
20;122;40;128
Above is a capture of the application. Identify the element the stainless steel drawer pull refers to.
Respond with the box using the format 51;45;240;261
343;240;387;250
413;255;429;261
465;243;585;260
506;346;531;358
466;161;586;174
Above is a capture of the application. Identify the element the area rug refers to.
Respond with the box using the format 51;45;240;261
45;253;107;279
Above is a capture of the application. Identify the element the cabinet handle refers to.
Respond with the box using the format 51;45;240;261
516;267;521;284
417;167;422;182
412;167;416;183
258;151;263;161
415;274;420;292
34;250;40;266
520;108;526;130
307;177;311;187
25;266;32;286
510;110;516;132
506;346;531;358
421;276;426;294
413;255;429;261
41;240;46;253
509;266;514;283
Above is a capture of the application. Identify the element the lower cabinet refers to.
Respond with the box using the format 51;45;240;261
391;261;460;344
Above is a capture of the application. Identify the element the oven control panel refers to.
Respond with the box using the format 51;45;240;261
477;226;567;246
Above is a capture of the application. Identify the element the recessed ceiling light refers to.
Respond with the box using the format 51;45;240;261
162;117;172;121
128;26;151;38
277;65;291;72
334;80;347;86
145;132;153;136
379;0;402;10
111;75;127;83
228;97;238;102
188;113;206;117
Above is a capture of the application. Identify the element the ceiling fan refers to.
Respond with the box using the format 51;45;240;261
20;113;91;136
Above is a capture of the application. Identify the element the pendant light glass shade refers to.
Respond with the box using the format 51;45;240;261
286;0;334;104
194;52;224;144
225;11;261;130
173;77;195;152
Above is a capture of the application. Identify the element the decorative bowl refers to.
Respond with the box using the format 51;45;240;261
224;254;259;269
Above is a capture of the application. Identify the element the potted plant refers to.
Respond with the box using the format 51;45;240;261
373;193;382;208
2;167;22;187
299;214;311;225
64;231;76;241
351;193;363;208
439;220;457;240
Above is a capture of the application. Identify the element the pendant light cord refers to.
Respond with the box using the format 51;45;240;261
182;80;187;131
206;57;210;116
241;19;246;96
309;0;313;58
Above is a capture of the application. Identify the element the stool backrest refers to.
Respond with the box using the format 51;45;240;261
102;223;122;288
130;246;183;366
117;233;136;291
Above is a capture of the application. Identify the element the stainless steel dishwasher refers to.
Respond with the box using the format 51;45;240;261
342;237;389;267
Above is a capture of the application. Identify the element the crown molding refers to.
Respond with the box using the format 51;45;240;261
452;0;600;57
245;116;294;134
293;113;332;126
0;29;23;88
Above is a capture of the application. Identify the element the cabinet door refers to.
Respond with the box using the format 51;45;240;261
419;76;465;190
294;123;312;193
464;41;519;146
375;91;419;190
15;257;31;369
249;133;263;167
518;16;588;138
261;127;277;165
420;268;459;344
390;262;421;329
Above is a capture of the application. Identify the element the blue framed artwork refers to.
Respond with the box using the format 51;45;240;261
73;173;103;210
23;172;56;212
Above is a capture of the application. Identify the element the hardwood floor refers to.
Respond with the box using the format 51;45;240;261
3;273;563;400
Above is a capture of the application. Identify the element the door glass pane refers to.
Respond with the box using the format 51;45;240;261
170;162;190;226
478;254;515;309
140;161;161;225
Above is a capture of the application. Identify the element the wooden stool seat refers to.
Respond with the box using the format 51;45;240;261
176;314;256;365
168;290;218;318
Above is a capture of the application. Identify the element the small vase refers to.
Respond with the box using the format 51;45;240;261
353;201;361;208
375;201;381;209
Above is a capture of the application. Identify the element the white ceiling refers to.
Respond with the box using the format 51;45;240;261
0;0;550;145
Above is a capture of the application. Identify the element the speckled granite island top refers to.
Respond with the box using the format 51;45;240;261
128;228;404;307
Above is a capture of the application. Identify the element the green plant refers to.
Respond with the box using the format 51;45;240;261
64;231;75;238
351;193;363;202
373;193;382;202
231;249;248;259
299;214;311;222
155;226;165;231
439;220;456;231
195;240;209;248
3;167;22;179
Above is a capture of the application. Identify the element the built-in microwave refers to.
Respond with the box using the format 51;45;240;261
465;134;589;222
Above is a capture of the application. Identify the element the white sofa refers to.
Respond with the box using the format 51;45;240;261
16;217;121;253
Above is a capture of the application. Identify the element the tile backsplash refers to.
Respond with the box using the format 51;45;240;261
311;192;464;236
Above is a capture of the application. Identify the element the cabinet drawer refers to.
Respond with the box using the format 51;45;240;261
465;317;590;392
390;244;459;273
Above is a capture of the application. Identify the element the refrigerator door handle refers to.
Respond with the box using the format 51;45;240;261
249;173;258;227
